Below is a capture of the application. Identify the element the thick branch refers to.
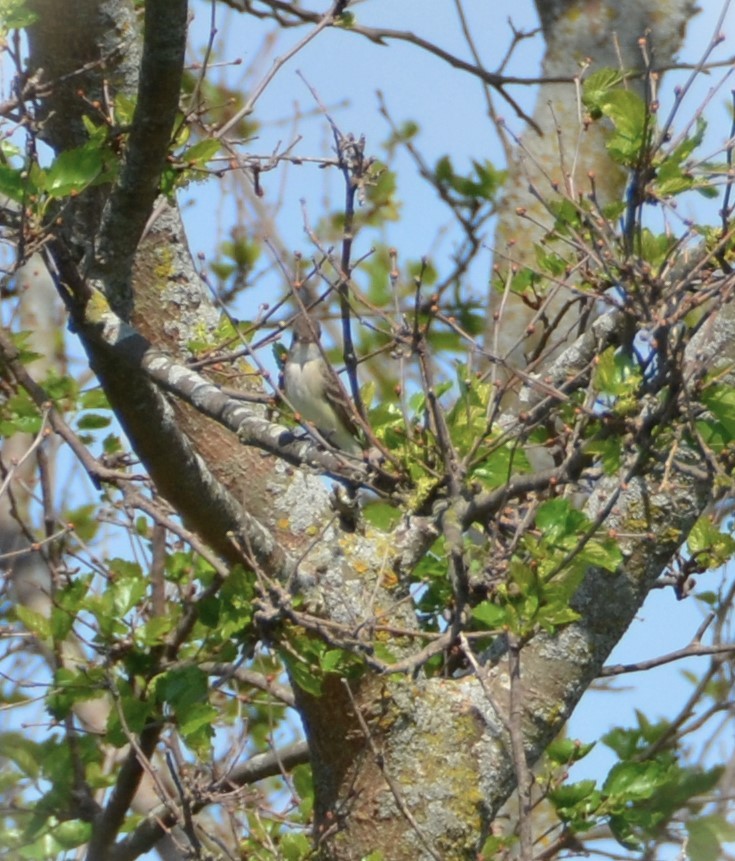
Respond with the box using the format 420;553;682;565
86;723;163;861
95;0;188;306
72;284;371;483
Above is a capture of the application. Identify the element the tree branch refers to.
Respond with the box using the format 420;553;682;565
95;0;189;302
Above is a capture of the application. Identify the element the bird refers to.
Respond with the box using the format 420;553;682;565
283;314;363;455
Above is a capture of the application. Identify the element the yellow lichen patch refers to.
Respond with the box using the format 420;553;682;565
84;287;112;325
153;245;174;284
380;569;399;589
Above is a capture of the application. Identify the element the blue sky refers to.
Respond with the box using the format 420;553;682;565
183;0;735;290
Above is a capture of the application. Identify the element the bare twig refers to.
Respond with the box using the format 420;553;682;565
215;0;348;140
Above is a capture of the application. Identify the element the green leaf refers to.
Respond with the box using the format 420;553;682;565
549;779;601;823
599;89;648;165
535;603;581;629
602;719;653;758
65;503;100;543
385;120;419;153
0;391;42;436
695;180;720;199
49;606;74;642
292;762;313;801
79;388;110;410
334;9;354;26
594;347;642;398
480;835;514;859
5;330;43;364
582;68;627;116
0;0;38;31
50;819;92;850
434;154;454;184
362;501;402;531
280;832;312;861
369;399;409;449
547;198;584;235
535;245;568;277
655;118;709;197
44;144;105;198
285;657;323;696
321;649;347;673
106;689;154;747
637;229;676;267
687;815;735;861
134;614;175;647
471;436;531;488
546;738;595;765
48;667;107;720
603;760;666;800
584;437;621;473
608;813;644;850
0;733;42;778
694;417;729;453
181;137;220;165
372;642;398;665
471;601;506;630
155;665;208;710
15;605;51;641
76;412;112;430
700;383;735;439
177;702;217;754
39;372;77;405
432;156;503;204
197;563;254;640
0;162;31;202
536;498;585;542
655;161;695;196
108;560;146;611
86;563;145;640
688;514;735;565
103;432;124;454
577;538;622;573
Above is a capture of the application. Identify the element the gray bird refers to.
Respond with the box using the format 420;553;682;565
283;315;362;454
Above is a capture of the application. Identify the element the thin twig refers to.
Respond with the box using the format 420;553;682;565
215;0;347;139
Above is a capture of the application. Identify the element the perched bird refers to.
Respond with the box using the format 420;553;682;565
283;314;362;455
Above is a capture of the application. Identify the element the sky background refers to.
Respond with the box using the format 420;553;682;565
184;0;735;288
